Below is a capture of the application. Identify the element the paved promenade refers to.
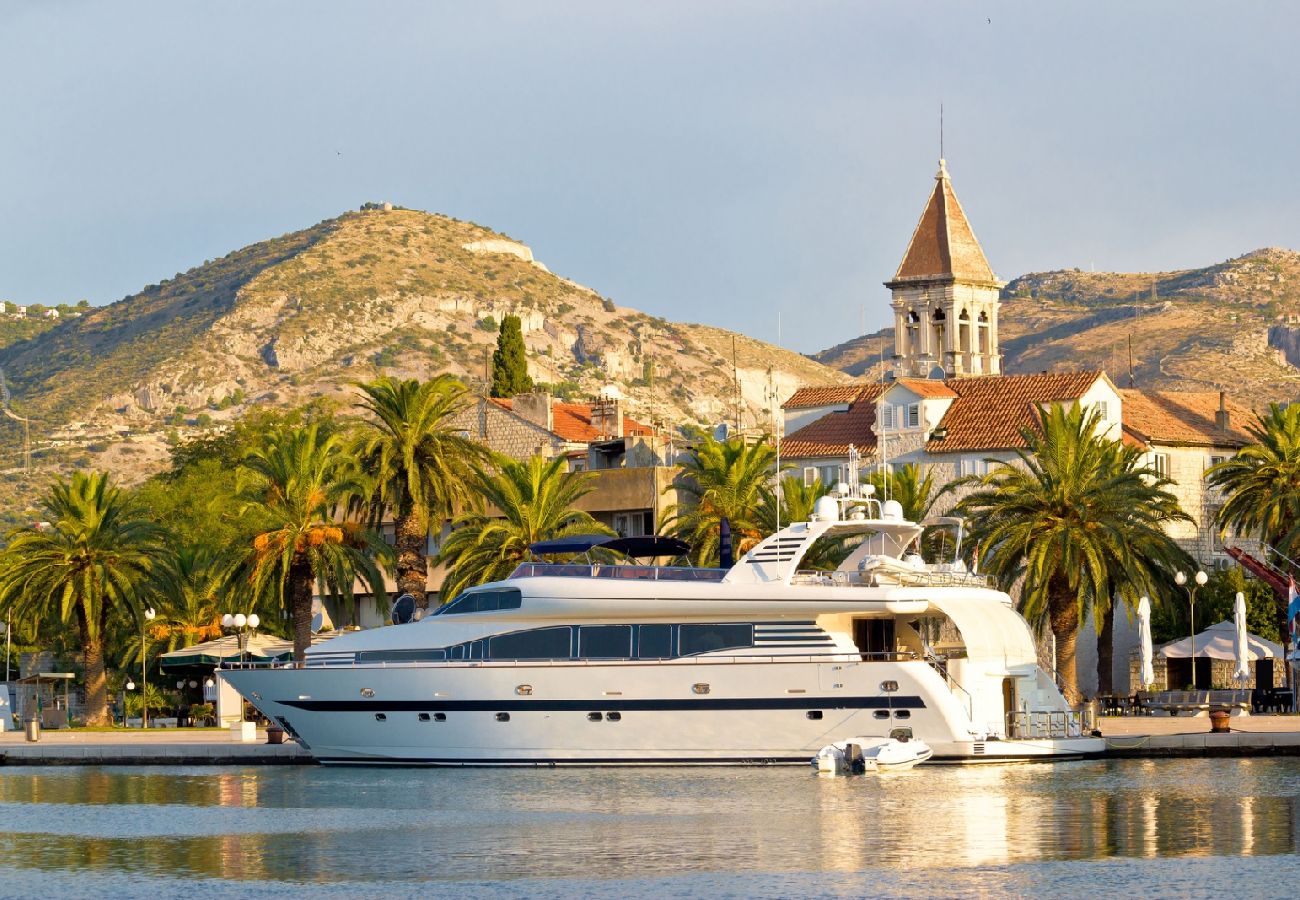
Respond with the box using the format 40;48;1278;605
0;727;314;765
1097;713;1300;757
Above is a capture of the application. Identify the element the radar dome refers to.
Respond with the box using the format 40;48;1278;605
882;499;904;521
813;495;840;523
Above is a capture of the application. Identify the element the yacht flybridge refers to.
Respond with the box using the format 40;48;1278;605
223;479;1103;766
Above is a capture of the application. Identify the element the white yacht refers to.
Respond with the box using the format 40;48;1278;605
223;480;1103;766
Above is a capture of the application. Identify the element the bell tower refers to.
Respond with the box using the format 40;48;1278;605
885;159;1004;378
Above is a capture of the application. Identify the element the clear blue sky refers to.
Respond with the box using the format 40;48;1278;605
2;2;1297;353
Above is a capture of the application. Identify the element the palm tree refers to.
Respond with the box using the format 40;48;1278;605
233;423;392;661
1208;402;1300;645
437;455;613;602
119;547;236;669
956;404;1192;704
0;472;168;724
351;375;488;610
756;476;848;570
664;434;781;566
865;463;940;524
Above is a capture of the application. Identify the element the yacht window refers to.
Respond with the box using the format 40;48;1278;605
418;713;431;722
873;710;889;719
434;713;446;722
470;640;485;660
893;710;911;719
488;626;573;660
678;623;754;656
579;625;633;659
806;710;823;720
587;712;602;722
356;648;446;663
438;588;524;615
637;624;673;659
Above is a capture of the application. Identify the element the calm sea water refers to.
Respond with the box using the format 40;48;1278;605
0;759;1297;899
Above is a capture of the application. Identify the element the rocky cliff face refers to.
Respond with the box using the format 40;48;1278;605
0;207;846;486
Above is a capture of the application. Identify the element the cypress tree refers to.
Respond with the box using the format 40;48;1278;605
491;314;533;397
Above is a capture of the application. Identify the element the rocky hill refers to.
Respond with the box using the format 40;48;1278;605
0;206;844;506
814;248;1300;406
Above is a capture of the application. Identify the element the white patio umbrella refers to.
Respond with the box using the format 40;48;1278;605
1233;591;1251;684
1137;595;1155;690
1160;621;1282;661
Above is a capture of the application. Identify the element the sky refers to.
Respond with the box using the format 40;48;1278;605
3;2;1299;354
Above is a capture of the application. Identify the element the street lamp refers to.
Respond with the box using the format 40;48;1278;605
140;607;156;728
124;680;135;727
1175;570;1209;688
222;612;260;664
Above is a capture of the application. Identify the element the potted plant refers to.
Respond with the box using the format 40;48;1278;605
190;703;215;726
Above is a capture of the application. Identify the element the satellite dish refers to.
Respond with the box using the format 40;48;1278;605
712;423;729;442
391;593;416;625
310;612;324;634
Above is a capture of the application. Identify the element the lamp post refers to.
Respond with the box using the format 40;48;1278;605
125;680;135;728
1;616;9;685
140;607;156;729
1175;570;1208;688
221;612;260;665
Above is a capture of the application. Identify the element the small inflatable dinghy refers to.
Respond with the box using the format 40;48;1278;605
812;735;933;774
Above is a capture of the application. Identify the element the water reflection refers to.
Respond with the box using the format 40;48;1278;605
0;760;1296;886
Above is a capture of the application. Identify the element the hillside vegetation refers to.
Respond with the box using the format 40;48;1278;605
814;248;1300;405
0;206;844;522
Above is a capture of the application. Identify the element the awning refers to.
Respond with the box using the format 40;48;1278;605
1158;620;1282;661
159;634;294;670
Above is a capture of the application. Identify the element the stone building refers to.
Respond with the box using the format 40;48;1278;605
781;156;1268;697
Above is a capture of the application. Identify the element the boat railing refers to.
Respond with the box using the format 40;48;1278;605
222;650;938;671
790;569;993;589
508;562;728;582
1005;709;1084;740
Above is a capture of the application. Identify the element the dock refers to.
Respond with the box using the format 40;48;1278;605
1098;715;1300;758
0;728;315;765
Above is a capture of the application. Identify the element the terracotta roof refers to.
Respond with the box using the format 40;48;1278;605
924;371;1106;452
783;385;866;409
891;377;958;399
889;160;999;286
491;399;656;443
1119;389;1256;448
782;384;884;458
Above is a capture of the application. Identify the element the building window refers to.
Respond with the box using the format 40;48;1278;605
1151;453;1170;478
906;403;920;429
803;467;818;487
1207;455;1227;473
1095;401;1108;421
821;465;840;487
959;457;989;478
880;405;895;430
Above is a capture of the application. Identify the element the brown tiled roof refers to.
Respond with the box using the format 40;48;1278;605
491;399;656;443
782;385;866;409
890;160;999;286
924;371;1106;452
892;377;958;399
1119;389;1256;448
782;384;884;458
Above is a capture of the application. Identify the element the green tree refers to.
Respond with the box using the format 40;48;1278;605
231;424;391;661
437;455;612;601
956;404;1192;704
0;473;169;724
1207;403;1300;646
490;314;533;397
664;434;780;566
350;375;489;610
756;476;847;569
865;463;941;524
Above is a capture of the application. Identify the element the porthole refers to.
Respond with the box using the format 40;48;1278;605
605;712;621;722
434;713;446;722
495;712;511;722
806;710;823;720
587;712;602;722
893;710;911;720
418;713;431;722
374;713;387;722
872;710;889;720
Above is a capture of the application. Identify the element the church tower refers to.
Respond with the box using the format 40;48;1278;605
885;159;1004;378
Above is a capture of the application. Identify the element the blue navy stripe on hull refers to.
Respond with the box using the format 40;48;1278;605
282;695;927;713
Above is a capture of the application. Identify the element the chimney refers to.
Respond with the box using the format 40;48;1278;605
1215;391;1230;431
512;392;554;433
591;397;624;439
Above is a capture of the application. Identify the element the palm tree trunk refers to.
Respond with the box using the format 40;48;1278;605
394;510;429;610
1049;576;1082;706
77;608;110;726
1097;602;1114;696
290;561;315;664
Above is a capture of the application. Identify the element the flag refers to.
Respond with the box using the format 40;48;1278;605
1289;578;1300;647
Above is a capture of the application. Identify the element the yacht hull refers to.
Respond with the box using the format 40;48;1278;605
223;658;1104;766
